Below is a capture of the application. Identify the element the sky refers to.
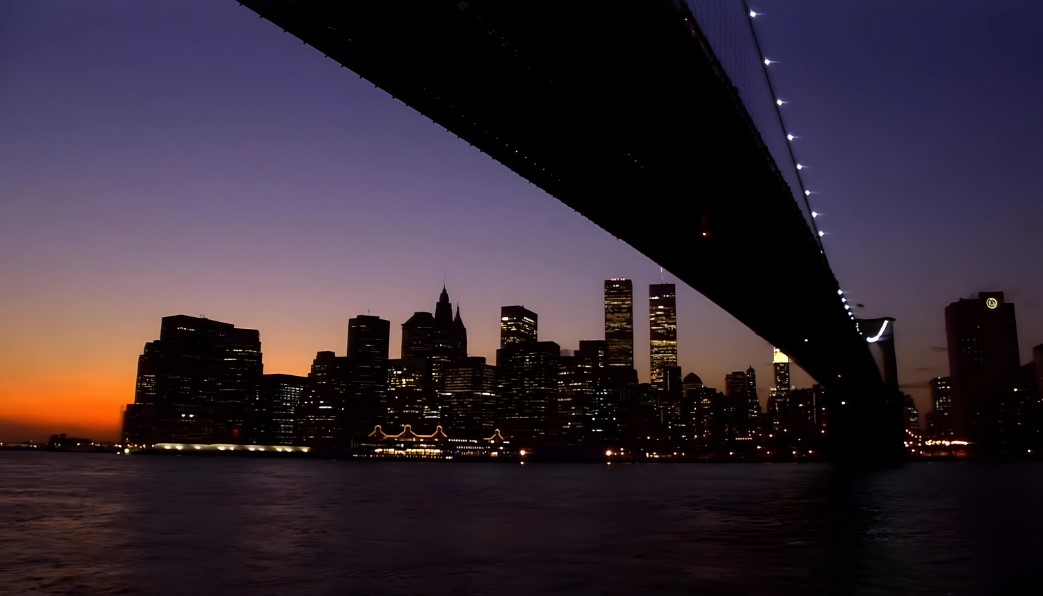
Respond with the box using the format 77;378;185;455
2;1;1042;442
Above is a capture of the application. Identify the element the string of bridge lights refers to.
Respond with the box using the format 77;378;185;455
746;5;856;323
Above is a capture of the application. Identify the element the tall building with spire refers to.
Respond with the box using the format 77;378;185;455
771;348;791;398
400;286;468;386
604;278;634;369
649;283;677;387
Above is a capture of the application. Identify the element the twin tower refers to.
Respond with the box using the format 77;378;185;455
603;278;677;388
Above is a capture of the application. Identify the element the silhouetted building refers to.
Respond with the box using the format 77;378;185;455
295;315;391;454
945;292;1022;448
558;339;623;441
649;283;677;388
567;340;630;442
500;305;538;347
122;315;262;445
683;374;726;448
903;393;920;433
604;278;634;369
784;385;829;444
401;286;467;388
441;356;498;438
497;340;560;439
926;376;954;438
261;374;306;445
386;357;429;428
344;314;391;439
296;351;349;452
725;368;759;439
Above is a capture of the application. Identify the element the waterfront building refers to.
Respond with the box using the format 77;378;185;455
440;356;499;438
945;292;1022;447
260;373;306;445
122;315;262;445
497;340;560;439
926;376;954;438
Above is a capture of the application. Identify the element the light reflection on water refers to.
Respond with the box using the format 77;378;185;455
2;452;1041;595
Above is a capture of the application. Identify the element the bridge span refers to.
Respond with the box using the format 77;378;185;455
237;0;903;463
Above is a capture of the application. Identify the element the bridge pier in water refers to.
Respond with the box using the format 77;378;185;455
825;380;906;466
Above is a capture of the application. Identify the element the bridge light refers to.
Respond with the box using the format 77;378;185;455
811;211;818;218
749;10;759;18
838;290;844;295
776;98;786;106
787;133;796;141
804;189;811;196
818;230;825;237
763;58;774;66
796;163;804;170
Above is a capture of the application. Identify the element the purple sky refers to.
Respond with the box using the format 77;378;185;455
2;0;1042;440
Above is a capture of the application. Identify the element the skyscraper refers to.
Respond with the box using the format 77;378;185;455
122;315;262;445
771;348;791;398
500;305;538;347
260;373;306;446
400;286;468;386
345;314;391;436
725;367;759;439
927;376;954;438
945;292;1021;446
441;356;499;438
604;278;634;369
649;283;677;387
497;340;560;438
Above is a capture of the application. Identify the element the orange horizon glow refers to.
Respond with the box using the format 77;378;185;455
0;349;317;443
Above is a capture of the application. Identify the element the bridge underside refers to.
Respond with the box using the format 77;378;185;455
238;0;902;462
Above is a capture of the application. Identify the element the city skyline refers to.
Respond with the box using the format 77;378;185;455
3;0;1043;442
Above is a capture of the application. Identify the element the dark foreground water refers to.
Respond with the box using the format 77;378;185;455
2;453;1041;596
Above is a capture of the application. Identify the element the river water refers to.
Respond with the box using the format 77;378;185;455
1;452;1040;595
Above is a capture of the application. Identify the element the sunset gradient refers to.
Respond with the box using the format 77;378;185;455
3;0;1042;441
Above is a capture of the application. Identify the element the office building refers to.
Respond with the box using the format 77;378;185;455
400;286;468;387
770;348;791;399
649;283;677;387
122;315;262;445
441;356;499;438
500;305;538;347
261;374;306;445
945;292;1021;446
604;278;634;369
926;376;953;438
